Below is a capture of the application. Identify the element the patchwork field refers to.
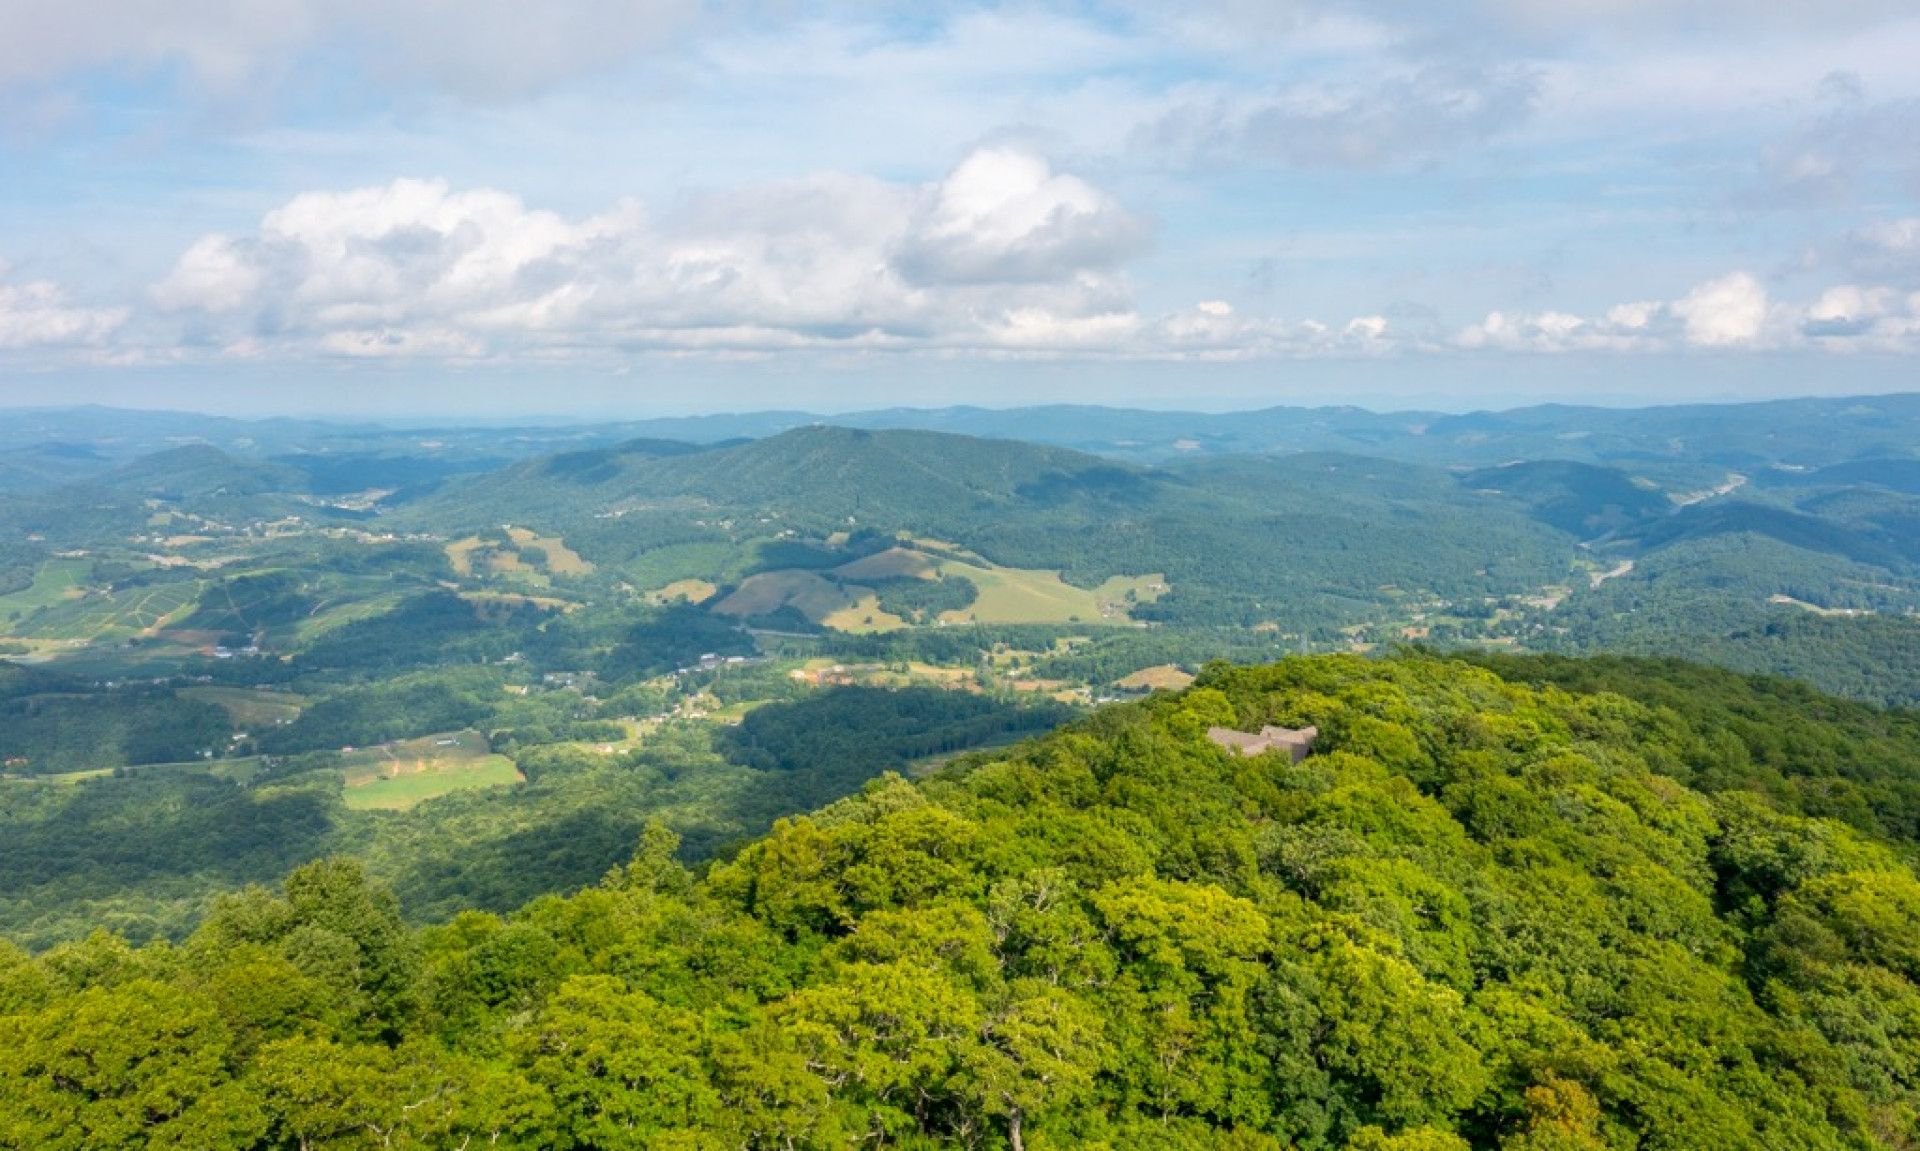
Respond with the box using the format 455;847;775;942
711;571;909;633
340;730;523;811
644;578;719;605
446;528;592;582
716;543;1166;631
506;528;593;575
2;570;201;643
0;559;91;620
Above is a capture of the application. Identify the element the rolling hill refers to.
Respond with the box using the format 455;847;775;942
415;428;1583;633
1460;459;1670;538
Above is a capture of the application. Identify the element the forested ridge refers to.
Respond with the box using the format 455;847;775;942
5;653;1920;1149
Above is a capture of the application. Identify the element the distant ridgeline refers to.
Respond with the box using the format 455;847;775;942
6;399;1920;708
5;653;1920;1149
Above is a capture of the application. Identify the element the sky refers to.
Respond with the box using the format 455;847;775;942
1;0;1918;417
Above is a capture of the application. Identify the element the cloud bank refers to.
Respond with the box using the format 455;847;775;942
151;149;1147;359
1458;272;1920;354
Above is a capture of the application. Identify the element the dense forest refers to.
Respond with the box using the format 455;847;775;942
6;653;1920;1149
0;687;1064;950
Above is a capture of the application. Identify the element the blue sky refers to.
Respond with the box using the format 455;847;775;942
1;0;1917;416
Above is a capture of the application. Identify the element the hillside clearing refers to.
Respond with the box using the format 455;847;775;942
831;547;937;581
446;529;592;581
341;730;524;811
932;560;1164;625
645;578;719;605
178;686;305;727
1116;664;1196;691
711;571;910;632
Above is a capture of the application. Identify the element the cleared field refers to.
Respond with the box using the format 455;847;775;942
8;578;201;643
711;571;909;632
292;590;413;643
448;529;593;581
0;559;91;621
718;543;1164;631
832;547;936;581
932;559;1164;626
178;686;306;728
341;730;523;811
645;578;719;605
444;538;487;577
447;538;534;579
506;528;593;575
819;594;910;634
1116;664;1195;691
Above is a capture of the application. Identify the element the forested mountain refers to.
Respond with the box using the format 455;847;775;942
412;428;1579;633
417;425;1160;528
1459;461;1670;539
6;400;1920;961
98;445;308;501
6;653;1920;1149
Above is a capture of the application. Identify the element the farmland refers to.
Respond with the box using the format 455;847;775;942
0;561;200;644
340;729;524;811
0;558;91;618
645;578;719;605
710;570;910;632
1115;663;1196;691
835;542;1165;626
445;527;592;581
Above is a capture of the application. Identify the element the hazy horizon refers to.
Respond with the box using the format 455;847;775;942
6;384;1920;428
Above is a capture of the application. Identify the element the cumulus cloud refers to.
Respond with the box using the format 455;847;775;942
1456;271;1920;354
0;265;127;350
1143;298;1406;360
150;150;1149;359
894;149;1147;285
1672;272;1771;347
1456;308;1647;353
146;167;1920;368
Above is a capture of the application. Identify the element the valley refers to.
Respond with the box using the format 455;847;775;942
4;396;1920;955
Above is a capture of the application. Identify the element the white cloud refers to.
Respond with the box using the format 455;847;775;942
1672;272;1771;347
895;148;1147;285
1456;271;1920;354
149;151;1155;359
1143;299;1409;360
147;172;1920;369
0;265;127;349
